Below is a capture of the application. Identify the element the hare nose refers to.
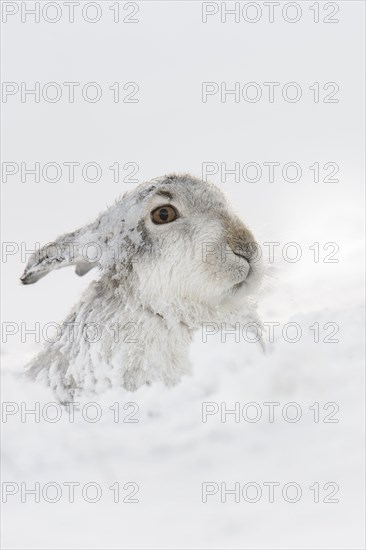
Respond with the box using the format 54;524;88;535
226;223;257;261
233;248;251;261
233;241;259;262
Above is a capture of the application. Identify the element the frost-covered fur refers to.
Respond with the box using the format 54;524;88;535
21;174;264;401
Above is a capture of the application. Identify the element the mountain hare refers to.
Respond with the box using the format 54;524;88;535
21;174;263;401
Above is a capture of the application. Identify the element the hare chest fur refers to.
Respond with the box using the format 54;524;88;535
21;174;263;401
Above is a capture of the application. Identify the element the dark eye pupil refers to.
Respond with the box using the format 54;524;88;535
159;208;169;221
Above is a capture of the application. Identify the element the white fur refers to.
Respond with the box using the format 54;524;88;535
21;174;264;401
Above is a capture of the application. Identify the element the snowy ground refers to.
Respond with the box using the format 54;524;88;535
2;226;365;549
1;1;365;549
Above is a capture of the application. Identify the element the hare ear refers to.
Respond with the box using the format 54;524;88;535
20;226;98;285
74;261;96;277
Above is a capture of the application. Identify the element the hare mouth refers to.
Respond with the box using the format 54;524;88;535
232;264;252;290
232;280;246;293
233;251;251;262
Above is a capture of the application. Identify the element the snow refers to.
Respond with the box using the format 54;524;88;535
2;249;364;548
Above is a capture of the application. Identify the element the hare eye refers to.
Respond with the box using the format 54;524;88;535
151;205;178;224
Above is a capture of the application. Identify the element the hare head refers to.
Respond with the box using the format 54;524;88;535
21;174;263;398
22;174;262;320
